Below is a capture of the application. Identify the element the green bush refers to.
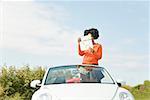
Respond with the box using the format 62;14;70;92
131;80;150;100
122;80;150;100
0;65;45;100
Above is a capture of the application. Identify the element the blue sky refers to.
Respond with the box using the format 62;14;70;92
0;0;149;86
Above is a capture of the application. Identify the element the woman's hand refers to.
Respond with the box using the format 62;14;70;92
78;38;81;43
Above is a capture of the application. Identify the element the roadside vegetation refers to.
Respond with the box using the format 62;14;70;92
122;80;150;100
0;65;45;100
0;65;149;100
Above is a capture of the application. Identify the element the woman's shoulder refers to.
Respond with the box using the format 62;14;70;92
95;43;102;47
93;43;102;49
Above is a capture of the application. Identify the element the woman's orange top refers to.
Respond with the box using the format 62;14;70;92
78;43;102;65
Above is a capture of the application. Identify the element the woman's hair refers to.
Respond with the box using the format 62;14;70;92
84;28;99;39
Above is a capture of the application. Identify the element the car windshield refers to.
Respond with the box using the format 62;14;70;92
44;65;115;85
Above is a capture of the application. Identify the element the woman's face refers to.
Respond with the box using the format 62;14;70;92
88;33;94;40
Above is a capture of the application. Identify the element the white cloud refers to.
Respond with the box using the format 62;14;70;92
98;33;149;69
1;2;81;56
102;52;148;69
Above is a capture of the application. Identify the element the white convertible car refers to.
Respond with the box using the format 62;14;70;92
30;65;134;100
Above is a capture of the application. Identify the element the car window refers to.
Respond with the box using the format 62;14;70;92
44;65;115;85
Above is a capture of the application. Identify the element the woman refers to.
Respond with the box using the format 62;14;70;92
78;28;102;65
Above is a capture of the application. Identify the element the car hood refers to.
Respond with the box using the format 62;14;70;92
39;83;118;100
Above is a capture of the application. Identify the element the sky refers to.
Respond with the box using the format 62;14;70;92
0;0;149;86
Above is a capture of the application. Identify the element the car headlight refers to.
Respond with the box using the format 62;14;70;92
119;92;133;100
38;93;52;100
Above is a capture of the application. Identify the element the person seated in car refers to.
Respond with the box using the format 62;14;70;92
78;66;104;83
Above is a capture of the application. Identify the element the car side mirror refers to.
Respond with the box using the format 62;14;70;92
116;79;126;87
30;80;41;88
